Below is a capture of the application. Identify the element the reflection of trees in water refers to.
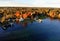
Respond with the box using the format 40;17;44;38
21;19;34;27
0;21;11;30
49;17;54;21
0;14;45;30
0;18;34;30
57;19;60;22
22;22;28;27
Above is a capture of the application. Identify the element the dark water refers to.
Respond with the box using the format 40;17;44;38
0;18;60;41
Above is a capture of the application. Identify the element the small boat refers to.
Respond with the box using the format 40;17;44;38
38;19;42;23
35;19;43;23
19;17;24;22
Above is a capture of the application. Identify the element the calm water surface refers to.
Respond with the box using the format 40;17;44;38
0;18;60;41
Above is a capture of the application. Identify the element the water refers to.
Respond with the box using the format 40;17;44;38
0;18;60;41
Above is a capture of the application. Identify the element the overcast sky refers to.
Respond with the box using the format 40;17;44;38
0;0;60;7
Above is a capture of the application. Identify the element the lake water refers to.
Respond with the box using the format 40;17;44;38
0;18;60;41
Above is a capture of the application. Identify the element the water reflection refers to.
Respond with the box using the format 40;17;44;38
0;16;43;30
1;17;60;30
22;22;28;27
0;18;60;41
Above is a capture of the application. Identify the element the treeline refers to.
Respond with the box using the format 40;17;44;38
0;7;60;21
